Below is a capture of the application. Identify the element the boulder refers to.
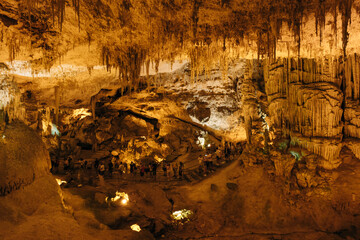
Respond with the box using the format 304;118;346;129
0;122;51;196
304;153;319;170
295;169;321;188
271;150;296;178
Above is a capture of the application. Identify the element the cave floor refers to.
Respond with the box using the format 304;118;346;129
51;150;360;240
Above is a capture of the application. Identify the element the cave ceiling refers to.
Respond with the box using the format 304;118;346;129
0;0;359;75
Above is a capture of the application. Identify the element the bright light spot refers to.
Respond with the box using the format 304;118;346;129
130;224;141;232
197;136;205;147
258;105;270;131
42;120;60;136
56;178;67;186
207;144;211;147
72;108;91;120
171;209;193;220
51;123;60;136
106;191;129;205
290;151;302;161
154;155;164;163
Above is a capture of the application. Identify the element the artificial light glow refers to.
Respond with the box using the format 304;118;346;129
130;224;141;232
171;209;193;220
72;108;91;120
154;155;164;163
197;136;205;147
51;123;60;136
121;198;128;205
56;178;67;186
105;191;129;205
42;120;60;136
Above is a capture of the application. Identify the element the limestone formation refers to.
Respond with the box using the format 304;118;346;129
271;150;296;178
0;123;51;196
265;55;360;169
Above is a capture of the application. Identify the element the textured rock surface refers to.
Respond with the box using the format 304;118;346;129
344;100;360;139
264;56;360;168
0;122;51;195
271;150;296;178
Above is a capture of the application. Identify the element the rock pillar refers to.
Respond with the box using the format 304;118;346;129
54;86;60;125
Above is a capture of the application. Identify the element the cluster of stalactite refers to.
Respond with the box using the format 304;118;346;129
101;45;147;91
263;0;354;59
189;44;213;83
0;0;358;86
264;54;360;168
20;0;77;31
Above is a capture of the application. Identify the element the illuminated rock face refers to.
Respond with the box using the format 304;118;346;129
0;122;51;196
264;55;360;168
0;76;25;125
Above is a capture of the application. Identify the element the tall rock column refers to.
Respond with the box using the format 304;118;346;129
344;54;360;159
240;60;260;144
265;57;344;169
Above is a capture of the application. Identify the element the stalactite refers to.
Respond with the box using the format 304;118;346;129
339;0;354;58
191;0;200;42
333;0;338;48
71;0;81;30
8;42;16;62
58;0;66;31
293;0;303;58
315;0;326;45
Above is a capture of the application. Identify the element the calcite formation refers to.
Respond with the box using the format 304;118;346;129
0;123;51;196
0;76;25;124
264;55;360;169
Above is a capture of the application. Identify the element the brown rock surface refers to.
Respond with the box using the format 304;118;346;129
0;122;51;196
264;56;360;169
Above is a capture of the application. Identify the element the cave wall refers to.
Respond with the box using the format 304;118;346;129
0;122;51;196
264;55;360;168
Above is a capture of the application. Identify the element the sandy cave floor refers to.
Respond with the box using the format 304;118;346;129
2;141;360;239
49;152;360;240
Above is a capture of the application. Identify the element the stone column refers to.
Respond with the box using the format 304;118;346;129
54;86;60;125
0;109;5;134
91;96;96;120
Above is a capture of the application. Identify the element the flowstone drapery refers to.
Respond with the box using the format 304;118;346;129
264;55;360;168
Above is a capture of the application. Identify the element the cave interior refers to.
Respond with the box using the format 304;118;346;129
1;0;360;240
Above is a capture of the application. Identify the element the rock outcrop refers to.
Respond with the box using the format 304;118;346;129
0;122;51;196
264;55;360;169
